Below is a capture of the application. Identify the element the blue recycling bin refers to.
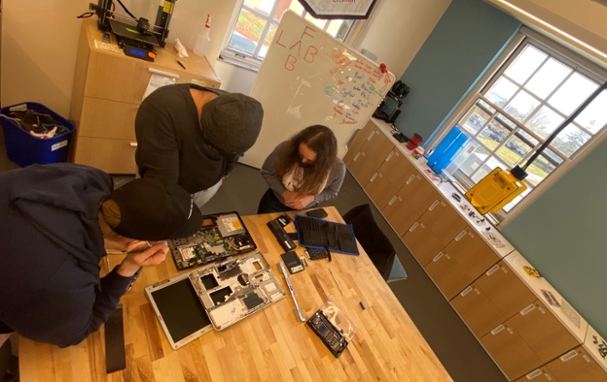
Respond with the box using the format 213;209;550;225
1;102;75;167
428;127;469;174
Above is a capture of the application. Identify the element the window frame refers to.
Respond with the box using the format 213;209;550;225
430;27;607;227
220;0;370;69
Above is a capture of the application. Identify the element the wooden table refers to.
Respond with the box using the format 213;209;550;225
19;207;452;382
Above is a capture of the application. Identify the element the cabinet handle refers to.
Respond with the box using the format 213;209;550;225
385;151;394;161
524;369;543;380
485;264;500;276
491;325;505;335
428;200;439;211
520;303;536;315
370;173;378;182
129;142;138;147
560;350;578;362
409;222;419;232
388;196;397;206
455;230;467;242
460;286;473;297
405;174;416;185
367;130;376;141
353;152;361;161
432;252;444;262
148;67;180;79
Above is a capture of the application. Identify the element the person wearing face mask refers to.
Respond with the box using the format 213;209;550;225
0;163;202;348
135;84;264;210
258;125;346;213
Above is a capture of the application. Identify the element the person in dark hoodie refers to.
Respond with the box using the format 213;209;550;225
0;163;203;348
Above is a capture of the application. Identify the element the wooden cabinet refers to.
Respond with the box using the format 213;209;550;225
514;367;557;382
352;120;376;146
545;347;607;382
343;137;364;165
480;323;543;380
377;149;416;190
475;261;537;320
381;171;439;237
348;127;394;186
364;171;398;210
451;283;506;338
402;219;444;266
425;227;500;300
508;300;579;364
419;197;467;246
70;20;221;173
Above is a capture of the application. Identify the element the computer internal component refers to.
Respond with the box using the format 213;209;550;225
307;309;349;358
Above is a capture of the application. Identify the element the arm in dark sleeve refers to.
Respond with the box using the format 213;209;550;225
260;143;288;201
313;160;346;205
134;98;180;184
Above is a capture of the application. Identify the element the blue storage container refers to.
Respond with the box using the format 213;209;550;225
428;127;469;174
1;102;75;167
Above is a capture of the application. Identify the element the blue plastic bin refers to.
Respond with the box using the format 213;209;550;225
1;102;75;167
428;127;469;174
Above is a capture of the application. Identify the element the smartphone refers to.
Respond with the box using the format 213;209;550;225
306;208;328;218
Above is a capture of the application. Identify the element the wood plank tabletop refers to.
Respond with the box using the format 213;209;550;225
19;207;452;382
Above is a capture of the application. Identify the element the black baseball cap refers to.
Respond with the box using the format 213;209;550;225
108;179;202;240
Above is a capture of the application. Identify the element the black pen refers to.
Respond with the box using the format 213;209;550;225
176;60;186;69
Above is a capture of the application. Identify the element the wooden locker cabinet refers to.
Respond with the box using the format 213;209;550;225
352;120;376;146
424;251;473;300
545;347;607;382
443;228;500;283
451;283;506;338
348;127;394;186
70;20;221;173
403;219;444;266
514;367;557;382
381;171;439;237
343;137;364;165
364;171;398;210
376;149;416;190
480;323;544;381
419;196;467;246
508;300;579;364
475;261;537;320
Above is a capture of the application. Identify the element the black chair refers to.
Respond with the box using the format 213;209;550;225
343;204;400;281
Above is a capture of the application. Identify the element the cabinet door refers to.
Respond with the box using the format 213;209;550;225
508;300;579;364
343;138;364;166
475;261;537;320
79;97;138;140
382;171;439;237
402;219;444;266
480;324;543;381
348;128;394;186
352;120;376;146
419;197;467;246
514;368;557;382
451;283;506;338
443;228;500;282
74;137;137;174
85;50;142;104
377;149;416;190
364;172;397;210
545;347;607;382
424;251;472;300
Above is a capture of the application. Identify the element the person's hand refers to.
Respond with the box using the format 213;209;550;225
283;190;300;205
284;194;315;210
116;241;169;277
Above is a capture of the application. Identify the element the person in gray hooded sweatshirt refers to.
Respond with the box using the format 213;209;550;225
0;163;202;348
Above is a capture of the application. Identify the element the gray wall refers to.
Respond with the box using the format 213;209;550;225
393;0;520;142
502;138;607;337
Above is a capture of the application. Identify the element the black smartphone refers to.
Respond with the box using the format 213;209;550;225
306;208;328;218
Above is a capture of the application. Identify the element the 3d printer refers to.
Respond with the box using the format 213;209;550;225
373;80;410;124
86;0;176;61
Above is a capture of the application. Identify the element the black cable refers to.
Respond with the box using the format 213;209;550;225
115;0;137;20
522;80;607;170
76;11;94;19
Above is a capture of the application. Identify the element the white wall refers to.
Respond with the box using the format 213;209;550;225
486;0;607;69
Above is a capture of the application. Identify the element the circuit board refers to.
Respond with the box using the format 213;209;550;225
307;309;348;357
169;212;256;270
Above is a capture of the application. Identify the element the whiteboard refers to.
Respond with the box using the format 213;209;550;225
241;10;396;169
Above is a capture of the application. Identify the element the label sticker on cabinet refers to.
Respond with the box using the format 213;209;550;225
51;140;68;151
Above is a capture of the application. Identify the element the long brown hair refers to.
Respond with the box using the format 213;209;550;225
275;125;337;195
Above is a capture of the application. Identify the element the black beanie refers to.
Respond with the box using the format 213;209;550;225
200;93;264;154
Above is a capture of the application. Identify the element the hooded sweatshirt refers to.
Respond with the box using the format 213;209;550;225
0;163;134;347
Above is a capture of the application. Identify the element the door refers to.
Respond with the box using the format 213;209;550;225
443;228;500;282
424;251;472;300
545;346;607;382
403;219;445;266
419;196;467;246
348;127;394;186
364;171;398;210
376;149;416;190
451;283;506;338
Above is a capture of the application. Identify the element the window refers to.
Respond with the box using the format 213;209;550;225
224;0;355;63
441;35;607;223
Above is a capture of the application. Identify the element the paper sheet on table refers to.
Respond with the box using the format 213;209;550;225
143;74;177;100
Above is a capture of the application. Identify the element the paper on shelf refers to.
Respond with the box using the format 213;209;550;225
143;73;177;100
